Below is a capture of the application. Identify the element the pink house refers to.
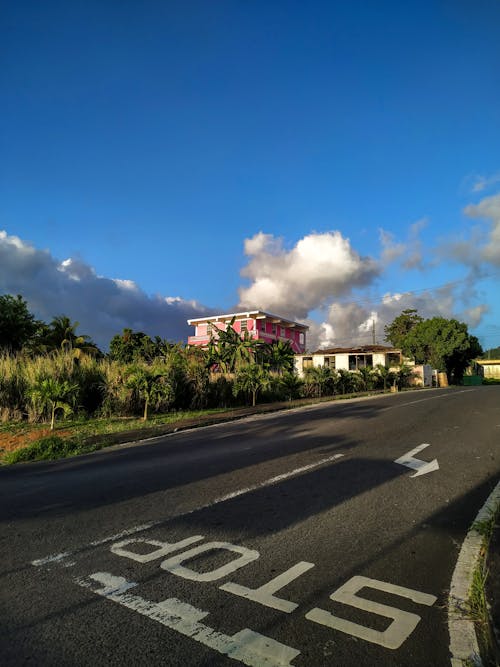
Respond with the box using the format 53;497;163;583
187;310;308;354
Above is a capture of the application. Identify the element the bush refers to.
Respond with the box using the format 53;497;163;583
3;435;85;464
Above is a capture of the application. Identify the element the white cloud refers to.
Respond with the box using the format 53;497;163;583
463;192;500;266
0;230;214;350
471;173;500;193
379;218;427;271
308;285;481;351
238;231;380;319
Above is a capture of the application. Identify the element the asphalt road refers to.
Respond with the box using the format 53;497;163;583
1;386;500;666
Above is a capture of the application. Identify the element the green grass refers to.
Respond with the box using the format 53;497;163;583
0;407;232;464
3;435;92;464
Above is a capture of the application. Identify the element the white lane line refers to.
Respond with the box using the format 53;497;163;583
32;453;344;567
382;389;476;410
77;572;300;666
448;479;500;667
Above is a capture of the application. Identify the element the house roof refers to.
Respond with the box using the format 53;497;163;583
311;345;401;355
476;359;500;365
187;310;309;330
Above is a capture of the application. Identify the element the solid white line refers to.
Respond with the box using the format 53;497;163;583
32;453;344;567
448;479;500;666
383;389;476;410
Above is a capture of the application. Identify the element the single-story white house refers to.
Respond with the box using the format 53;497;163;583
294;345;434;387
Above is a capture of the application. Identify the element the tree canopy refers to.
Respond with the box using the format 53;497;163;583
0;294;39;352
385;310;483;382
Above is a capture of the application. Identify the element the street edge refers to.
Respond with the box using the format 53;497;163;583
448;479;500;666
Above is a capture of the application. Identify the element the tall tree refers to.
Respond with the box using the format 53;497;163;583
0;294;39;352
386;312;483;383
43;315;100;356
384;309;423;353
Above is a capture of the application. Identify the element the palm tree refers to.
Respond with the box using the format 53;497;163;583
279;371;304;401
357;365;375;391
29;377;78;430
305;365;334;398
262;340;295;374
233;364;270;407
207;318;258;373
125;365;172;420
337;369;356;395
375;364;395;391
396;363;415;389
45;316;100;357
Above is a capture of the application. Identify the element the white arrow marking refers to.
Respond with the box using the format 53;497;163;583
394;443;439;478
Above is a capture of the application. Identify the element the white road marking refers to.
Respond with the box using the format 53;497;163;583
221;561;315;613
383;389;476;410
306;575;437;649
394;444;439;477
160;542;260;582
111;535;204;563
32;453;344;567
78;572;300;667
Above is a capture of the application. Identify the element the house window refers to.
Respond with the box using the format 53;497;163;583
324;356;335;369
299;332;305;345
207;323;213;337
272;323;277;335
260;320;266;331
387;353;401;366
240;319;248;332
349;354;373;370
302;357;313;370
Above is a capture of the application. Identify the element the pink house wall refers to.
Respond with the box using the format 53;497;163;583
188;315;306;353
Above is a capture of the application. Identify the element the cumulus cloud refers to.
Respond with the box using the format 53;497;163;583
379;218;427;271
307;284;485;351
0;231;214;350
463;192;500;266
238;231;380;319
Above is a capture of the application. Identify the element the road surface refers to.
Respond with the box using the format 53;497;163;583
1;386;499;666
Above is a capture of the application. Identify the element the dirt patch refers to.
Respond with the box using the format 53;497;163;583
0;427;73;453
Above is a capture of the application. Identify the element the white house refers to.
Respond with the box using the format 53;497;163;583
295;345;433;387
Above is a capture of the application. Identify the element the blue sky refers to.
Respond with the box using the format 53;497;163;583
1;1;500;350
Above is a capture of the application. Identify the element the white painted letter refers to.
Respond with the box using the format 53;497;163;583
306;576;437;649
161;541;259;582
111;535;204;563
221;562;314;612
78;572;300;666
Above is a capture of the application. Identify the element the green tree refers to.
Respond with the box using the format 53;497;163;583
357;365;375;391
43;315;100;357
109;329;155;363
262;340;296;374
278;371;304;401
207;319;259;373
0;294;39;352
125;364;172;420
337;369;356;395
384;309;423;353
29;377;78;430
233;364;270;406
405;317;482;382
375;364;395;391
304;365;334;397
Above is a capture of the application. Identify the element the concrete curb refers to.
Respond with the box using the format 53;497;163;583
448;479;500;666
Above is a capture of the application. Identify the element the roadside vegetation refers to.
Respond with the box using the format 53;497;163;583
470;505;500;667
0;294;485;464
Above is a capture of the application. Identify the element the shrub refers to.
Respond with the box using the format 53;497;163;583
3;435;83;464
